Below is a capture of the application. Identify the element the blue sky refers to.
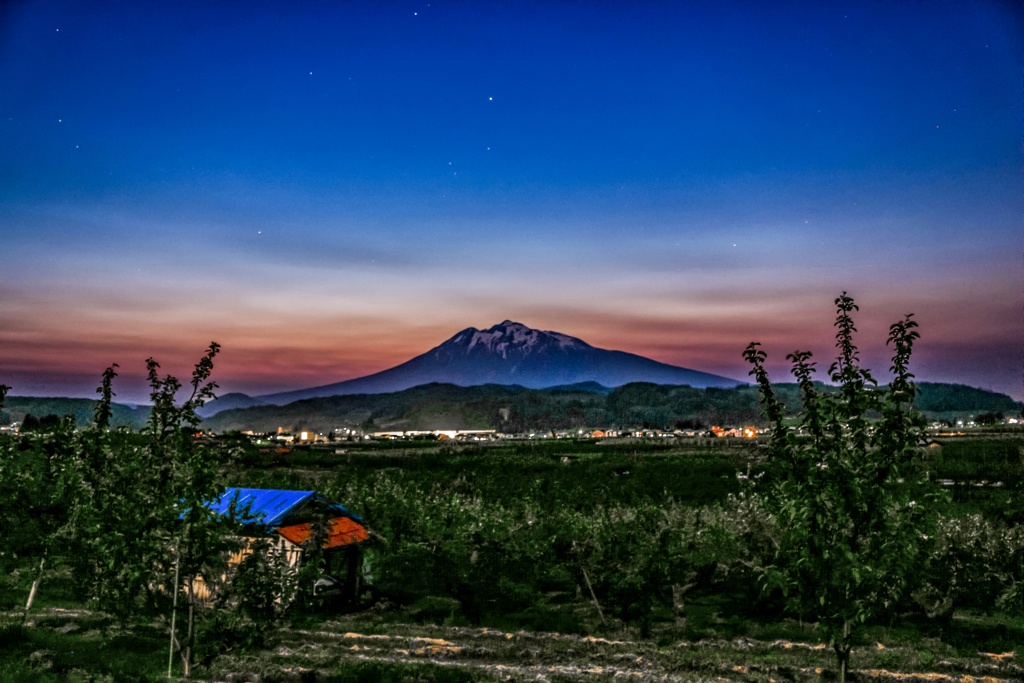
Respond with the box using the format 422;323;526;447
2;0;1021;402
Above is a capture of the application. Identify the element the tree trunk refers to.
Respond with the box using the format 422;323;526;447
672;581;697;629
835;620;852;683
581;568;606;625
168;550;180;679
184;577;194;678
23;554;45;625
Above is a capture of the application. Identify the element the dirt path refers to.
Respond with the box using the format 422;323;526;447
205;622;1021;682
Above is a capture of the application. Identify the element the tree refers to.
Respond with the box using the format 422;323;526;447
569;500;728;636
912;513;1024;623
0;408;76;623
743;293;937;683
0;382;7;438
33;344;232;676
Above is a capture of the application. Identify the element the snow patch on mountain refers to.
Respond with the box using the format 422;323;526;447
459;320;589;358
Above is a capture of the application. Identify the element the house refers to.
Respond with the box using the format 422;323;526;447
197;487;370;604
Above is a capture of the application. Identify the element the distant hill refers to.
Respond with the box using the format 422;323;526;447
202;383;601;434
201;392;270;413
198;380;1022;434
914;383;1022;416
2;396;149;429
199;320;744;416
3;380;1019;433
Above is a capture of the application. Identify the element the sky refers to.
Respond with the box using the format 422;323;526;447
1;0;1022;404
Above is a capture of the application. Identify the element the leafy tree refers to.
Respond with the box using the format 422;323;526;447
568;500;728;636
341;471;553;624
0;413;76;621
223;536;297;631
27;344;232;676
292;508;332;610
913;514;1024;622
569;502;681;635
743;293;938;683
705;492;785;611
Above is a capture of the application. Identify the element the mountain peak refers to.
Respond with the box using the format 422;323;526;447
447;321;591;358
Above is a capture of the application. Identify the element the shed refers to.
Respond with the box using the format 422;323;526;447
199;487;370;604
210;488;368;548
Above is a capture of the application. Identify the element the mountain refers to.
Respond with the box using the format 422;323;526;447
200;321;745;415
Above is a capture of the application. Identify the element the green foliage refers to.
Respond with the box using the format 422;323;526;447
293;509;332;609
912;514;1024;621
319;445;749;634
93;364;118;429
341;471;551;625
0;344;264;677
933;439;1024;522
743;293;941;683
225;538;296;629
17;413;69;432
567;500;733;636
0;420;77;578
42;344;229;626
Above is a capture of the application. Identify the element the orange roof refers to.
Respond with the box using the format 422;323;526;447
276;516;368;549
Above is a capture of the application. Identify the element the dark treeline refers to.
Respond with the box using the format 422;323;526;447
2;395;149;430
203;381;1021;433
4;381;1020;434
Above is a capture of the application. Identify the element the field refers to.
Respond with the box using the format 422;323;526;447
3;433;1022;682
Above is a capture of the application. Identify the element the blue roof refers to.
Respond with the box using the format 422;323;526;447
207;488;362;526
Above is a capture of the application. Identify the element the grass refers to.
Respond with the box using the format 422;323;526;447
0;620;167;683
